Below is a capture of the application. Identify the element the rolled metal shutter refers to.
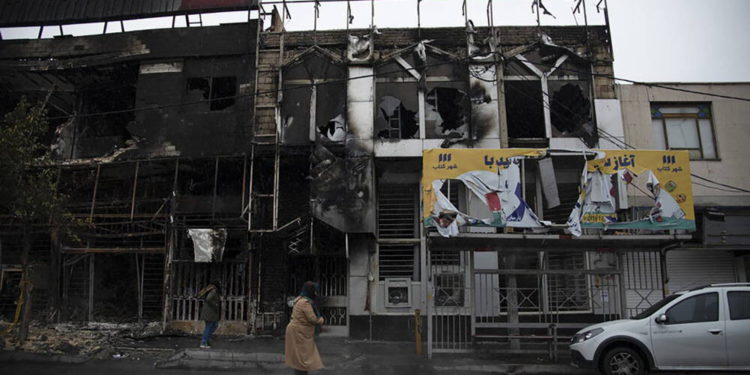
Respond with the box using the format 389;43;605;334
666;250;737;294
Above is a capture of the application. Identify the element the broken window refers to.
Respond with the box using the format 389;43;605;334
504;50;595;146
186;76;236;111
280;50;347;145
375;59;420;140
425;87;470;140
376;93;419;139
425;54;470;142
74;82;136;158
505;80;545;138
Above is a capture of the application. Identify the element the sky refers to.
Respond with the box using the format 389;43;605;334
1;0;749;83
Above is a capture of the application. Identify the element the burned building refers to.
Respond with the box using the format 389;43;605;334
0;0;708;358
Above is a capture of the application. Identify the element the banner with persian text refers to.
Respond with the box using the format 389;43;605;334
421;148;695;237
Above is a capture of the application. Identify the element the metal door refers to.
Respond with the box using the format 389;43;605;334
428;249;472;355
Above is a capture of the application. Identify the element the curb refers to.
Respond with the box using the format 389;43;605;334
433;363;591;374
154;349;287;370
0;351;89;364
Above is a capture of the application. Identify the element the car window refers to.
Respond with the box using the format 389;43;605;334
728;291;750;320
632;294;680;320
665;292;719;324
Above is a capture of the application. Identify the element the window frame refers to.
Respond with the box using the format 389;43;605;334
650;102;719;161
185;75;237;111
727;290;750;321
663;292;720;325
504;52;594;141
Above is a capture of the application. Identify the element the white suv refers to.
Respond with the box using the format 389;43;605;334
569;283;750;374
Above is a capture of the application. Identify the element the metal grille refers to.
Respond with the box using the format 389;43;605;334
623;251;663;318
319;256;347;297
320;306;347;326
171;260;249;321
377;184;418;280
378;243;416;280
548;252;590;312
430;251;472;353
377;185;417;238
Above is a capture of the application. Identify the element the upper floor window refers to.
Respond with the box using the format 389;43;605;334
187;76;236;111
650;103;717;160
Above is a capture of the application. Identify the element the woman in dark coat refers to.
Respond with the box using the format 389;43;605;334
198;280;221;348
285;281;325;374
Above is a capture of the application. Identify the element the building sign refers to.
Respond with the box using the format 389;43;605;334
422;149;695;237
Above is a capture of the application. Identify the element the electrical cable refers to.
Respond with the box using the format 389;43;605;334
504;63;750;195
30;38;750;193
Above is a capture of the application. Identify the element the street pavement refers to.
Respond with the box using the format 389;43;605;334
1;335;748;374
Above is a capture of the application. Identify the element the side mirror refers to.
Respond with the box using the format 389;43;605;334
655;314;668;324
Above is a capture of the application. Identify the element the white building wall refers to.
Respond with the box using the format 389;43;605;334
617;83;750;207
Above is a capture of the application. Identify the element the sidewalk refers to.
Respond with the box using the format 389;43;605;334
149;336;592;374
2;333;595;374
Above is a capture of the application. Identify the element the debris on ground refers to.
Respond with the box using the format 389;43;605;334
1;321;184;360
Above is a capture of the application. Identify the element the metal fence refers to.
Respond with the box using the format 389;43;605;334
428;250;659;357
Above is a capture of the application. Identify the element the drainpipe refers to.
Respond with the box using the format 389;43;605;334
660;242;683;296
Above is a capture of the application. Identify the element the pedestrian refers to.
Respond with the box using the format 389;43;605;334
285;281;325;375
197;279;221;349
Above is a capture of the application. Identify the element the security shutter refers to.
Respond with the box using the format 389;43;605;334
666;250;738;293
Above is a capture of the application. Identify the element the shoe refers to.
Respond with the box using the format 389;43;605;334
199;344;211;349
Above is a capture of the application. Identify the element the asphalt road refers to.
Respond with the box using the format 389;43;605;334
3;359;750;375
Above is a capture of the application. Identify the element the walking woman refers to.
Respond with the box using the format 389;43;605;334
285;281;325;375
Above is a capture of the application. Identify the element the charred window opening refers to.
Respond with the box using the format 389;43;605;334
135;160;177;214
425;87;469;140
520;156;585;224
550;82;595;146
310;144;374;233
376;96;418;139
550;82;590;134
375;58;420;140
250;157;275;230
186;76;236;111
505;81;545;138
504;50;596;145
74;83;136;158
280;51;347;145
424;53;470;142
177;159;215;197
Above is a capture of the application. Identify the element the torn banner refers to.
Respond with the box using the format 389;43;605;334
188;229;227;263
423;149;547;237
567;150;694;235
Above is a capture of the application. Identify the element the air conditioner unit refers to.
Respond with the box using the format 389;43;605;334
384;278;411;308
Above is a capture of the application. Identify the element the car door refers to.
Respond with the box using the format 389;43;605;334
650;291;727;369
726;289;750;368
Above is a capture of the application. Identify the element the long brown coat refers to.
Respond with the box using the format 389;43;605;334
285;297;324;371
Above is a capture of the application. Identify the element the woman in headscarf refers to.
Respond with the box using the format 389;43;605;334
197;279;221;348
285;281;325;375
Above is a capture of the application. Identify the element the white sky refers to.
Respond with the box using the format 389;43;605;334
1;0;748;83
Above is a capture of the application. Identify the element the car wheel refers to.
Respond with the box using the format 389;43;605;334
601;347;646;375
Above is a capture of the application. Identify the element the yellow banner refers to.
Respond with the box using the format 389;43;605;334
421;148;546;219
421;148;695;226
588;149;694;221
